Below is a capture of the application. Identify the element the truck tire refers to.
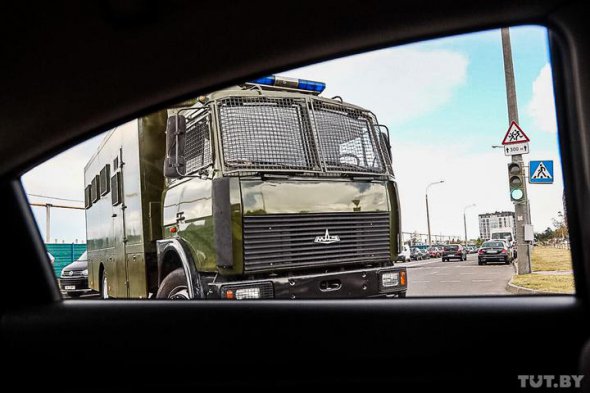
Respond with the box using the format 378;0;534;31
156;268;191;299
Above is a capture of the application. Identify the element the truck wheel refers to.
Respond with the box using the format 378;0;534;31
398;291;407;298
157;268;191;299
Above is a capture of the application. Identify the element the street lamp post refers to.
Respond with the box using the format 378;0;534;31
463;204;476;246
426;180;445;246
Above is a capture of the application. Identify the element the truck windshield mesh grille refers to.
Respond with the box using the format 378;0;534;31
218;97;319;173
216;96;389;175
183;109;212;174
184;113;212;174
311;101;385;174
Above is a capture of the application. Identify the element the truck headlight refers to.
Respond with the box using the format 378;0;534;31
235;287;261;300
82;269;88;276
381;271;400;287
222;287;262;300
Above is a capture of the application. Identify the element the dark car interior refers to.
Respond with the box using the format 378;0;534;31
2;0;590;390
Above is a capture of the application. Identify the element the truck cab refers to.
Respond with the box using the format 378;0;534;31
85;75;407;299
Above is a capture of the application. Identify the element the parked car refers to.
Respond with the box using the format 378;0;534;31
410;247;425;261
396;245;411;263
58;251;91;297
442;244;467;262
478;241;513;265
47;252;55;264
428;247;441;258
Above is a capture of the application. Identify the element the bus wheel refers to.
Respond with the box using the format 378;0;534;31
156;268;190;299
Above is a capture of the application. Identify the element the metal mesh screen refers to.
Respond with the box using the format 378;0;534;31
218;97;319;172
311;101;385;174
184;113;212;174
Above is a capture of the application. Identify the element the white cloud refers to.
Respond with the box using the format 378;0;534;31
284;47;469;124
527;64;557;133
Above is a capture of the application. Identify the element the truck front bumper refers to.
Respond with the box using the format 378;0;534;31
207;266;407;299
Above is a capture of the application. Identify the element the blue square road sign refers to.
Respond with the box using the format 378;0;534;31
529;160;554;184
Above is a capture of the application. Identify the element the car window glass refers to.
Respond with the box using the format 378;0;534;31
22;25;572;299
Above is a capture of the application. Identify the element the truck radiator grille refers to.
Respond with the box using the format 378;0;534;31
243;212;391;272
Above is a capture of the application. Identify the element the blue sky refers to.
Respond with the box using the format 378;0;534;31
23;25;563;243
404;26;557;154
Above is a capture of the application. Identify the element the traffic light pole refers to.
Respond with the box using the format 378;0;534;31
501;27;531;274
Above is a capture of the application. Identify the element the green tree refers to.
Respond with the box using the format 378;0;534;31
552;211;568;239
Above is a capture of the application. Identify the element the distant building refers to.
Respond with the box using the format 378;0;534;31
479;211;516;240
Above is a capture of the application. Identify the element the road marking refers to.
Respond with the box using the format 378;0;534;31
472;279;493;283
412;280;431;283
459;272;476;275
433;272;451;275
440;280;461;283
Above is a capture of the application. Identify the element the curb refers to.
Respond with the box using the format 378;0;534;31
506;280;545;295
506;275;564;295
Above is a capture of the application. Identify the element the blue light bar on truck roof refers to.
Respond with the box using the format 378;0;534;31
249;75;326;93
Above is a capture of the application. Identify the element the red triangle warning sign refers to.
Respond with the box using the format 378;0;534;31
501;121;530;145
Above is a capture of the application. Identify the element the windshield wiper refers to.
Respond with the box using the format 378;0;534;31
229;159;309;177
324;161;381;173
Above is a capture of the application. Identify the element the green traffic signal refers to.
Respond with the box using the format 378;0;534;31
511;188;524;201
507;163;525;202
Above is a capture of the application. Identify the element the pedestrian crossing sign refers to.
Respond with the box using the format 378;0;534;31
529;160;554;184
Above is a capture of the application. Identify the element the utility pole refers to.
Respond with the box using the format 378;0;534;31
30;202;85;244
426;180;444;246
463;204;476;246
45;204;52;243
501;27;531;274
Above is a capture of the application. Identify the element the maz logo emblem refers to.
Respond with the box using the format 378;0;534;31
314;229;341;244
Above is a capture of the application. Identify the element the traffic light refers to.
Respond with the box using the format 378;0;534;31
507;162;525;202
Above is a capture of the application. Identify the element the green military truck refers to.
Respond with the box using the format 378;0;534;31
84;75;407;299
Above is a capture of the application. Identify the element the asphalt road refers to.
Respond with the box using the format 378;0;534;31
404;253;515;297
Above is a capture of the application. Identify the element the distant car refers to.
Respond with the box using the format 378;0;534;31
59;251;91;297
466;246;477;254
396;245;411;263
428;247;441;258
478;240;513;265
410;247;425;261
442;244;467;261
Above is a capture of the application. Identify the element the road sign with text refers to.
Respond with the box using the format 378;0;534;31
504;143;529;156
